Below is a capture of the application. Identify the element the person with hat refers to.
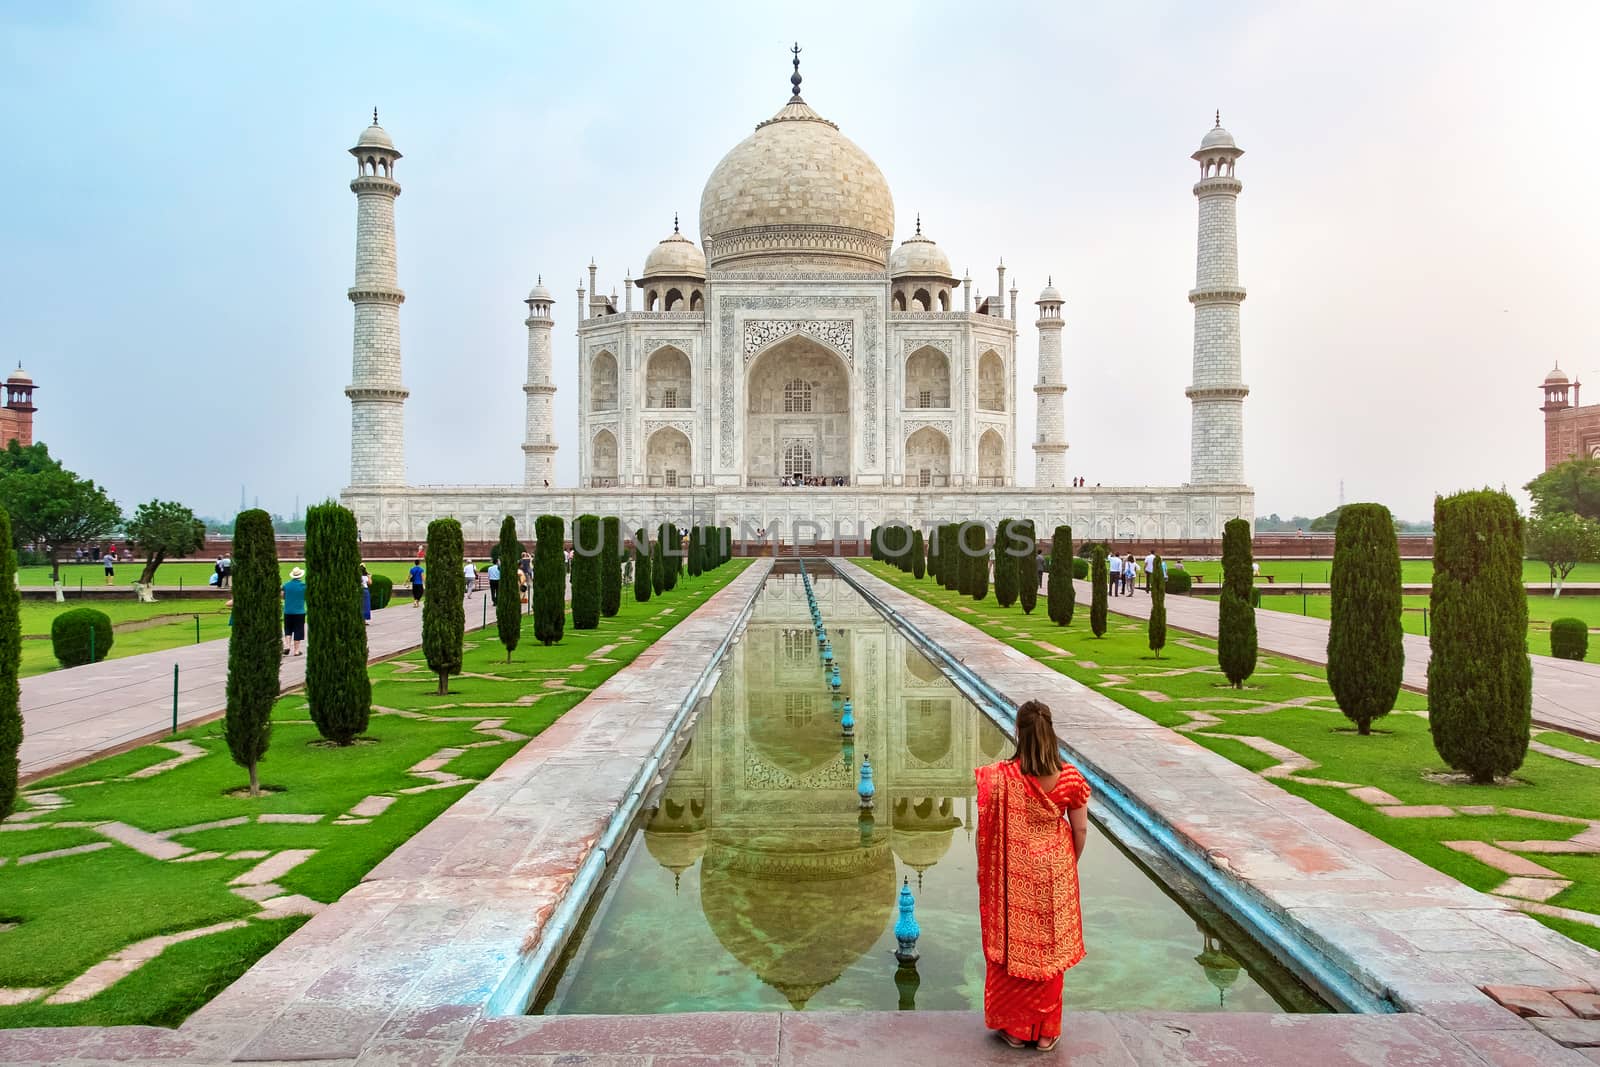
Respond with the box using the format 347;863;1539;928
282;566;308;657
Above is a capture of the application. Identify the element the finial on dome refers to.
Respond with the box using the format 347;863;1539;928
915;213;921;237
790;42;803;98
1048;275;1053;286
673;212;680;235
372;107;379;126
537;274;542;285
1214;109;1221;128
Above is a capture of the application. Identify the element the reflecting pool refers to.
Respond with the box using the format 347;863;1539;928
536;568;1323;1015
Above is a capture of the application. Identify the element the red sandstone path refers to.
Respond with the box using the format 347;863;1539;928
18;591;509;783
1075;578;1600;740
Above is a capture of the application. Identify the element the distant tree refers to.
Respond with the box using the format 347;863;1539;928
535;514;566;645
600;516;622;617
1525;458;1600;521
966;523;990;601
662;523;680;590
994;519;1018;608
1430;490;1531;783
1307;507;1344;533
221;509;279;797
304;501;370;744
0;442;120;584
926;525;941;582
1148;554;1167;658
911;528;925;579
495;516;522;660
634;527;652;603
1017;520;1039;615
0;509;20;819
125;500;207;598
571;515;600;630
1526;511;1600;596
1327;504;1403;735
422;518;465;694
1089;544;1108;638
651;533;665;595
1218;518;1257;687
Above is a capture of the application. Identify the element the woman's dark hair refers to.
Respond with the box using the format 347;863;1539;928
1012;700;1063;778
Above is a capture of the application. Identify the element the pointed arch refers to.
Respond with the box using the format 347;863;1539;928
590;350;618;411
905;426;951;487
978;428;1006;484
645;426;691;487
591;428;618;486
978;349;1006;412
904;346;950;409
645;346;691;409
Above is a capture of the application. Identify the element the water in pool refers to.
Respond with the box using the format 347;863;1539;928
536;568;1322;1015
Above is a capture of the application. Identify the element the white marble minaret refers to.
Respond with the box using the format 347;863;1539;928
345;111;408;487
522;279;558;486
1185;114;1249;485
1032;280;1068;487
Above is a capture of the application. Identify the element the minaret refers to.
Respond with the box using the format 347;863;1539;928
1033;280;1067;487
1185;113;1249;485
523;279;558;486
345;111;408;487
995;260;1006;319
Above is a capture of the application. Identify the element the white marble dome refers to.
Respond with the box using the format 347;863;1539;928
642;229;707;279
1037;282;1063;304
698;96;894;270
356;122;395;150
1201;124;1236;149
1546;364;1570;385
889;229;954;281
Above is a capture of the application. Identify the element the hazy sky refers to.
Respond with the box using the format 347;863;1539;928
4;1;1596;523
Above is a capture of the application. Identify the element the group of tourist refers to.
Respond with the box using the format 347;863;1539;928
211;554;232;589
1070;475;1094;487
781;474;849;487
1104;550;1165;595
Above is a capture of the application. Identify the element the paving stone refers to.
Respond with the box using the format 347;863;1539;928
18;841;111;864
1497;877;1573;903
1446;841;1565;878
231;849;317;886
350;795;396;819
1532;1017;1600;1046
95;820;193;860
45;920;248;1004
231;882;285;902
1558;991;1600;1021
258;812;326;824
173;850;225;863
228;850;271;860
256;893;327;919
1381;805;1459;819
0;988;47;1006
1484;984;1578;1018
1348;786;1403;806
161;816;249;838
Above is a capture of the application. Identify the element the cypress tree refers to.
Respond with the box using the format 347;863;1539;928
534;514;566;645
944;523;961;592
660;523;679;591
971;523;990;602
871;526;882;562
651;533;665;595
926;525;941;581
572;514;601;630
957;523;974;595
423;518;465;695
304;501;370;745
1090;544;1108;638
1048;525;1076;626
1218;517;1257;687
222;508;277;796
634;528;652;603
1328;503;1403;735
994;519;1018;608
1148;554;1168;658
911;528;925;579
0;510;17;819
688;525;703;578
495;516;523;660
600;516;622;617
1429;490;1531;783
1018;520;1039;615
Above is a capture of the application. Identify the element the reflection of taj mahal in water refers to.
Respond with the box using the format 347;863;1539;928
339;51;1254;543
641;573;1000;1008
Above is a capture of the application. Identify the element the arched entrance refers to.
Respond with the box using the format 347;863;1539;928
978;429;1005;484
905;427;950;487
591;351;618;411
904;346;950;409
591;429;618;487
745;335;850;484
646;346;691;409
978;350;1006;412
646;427;691;487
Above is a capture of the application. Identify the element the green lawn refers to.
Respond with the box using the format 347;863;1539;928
862;561;1600;954
1199;592;1600;663
0;559;749;1028
24;560;423;589
1165;557;1600;587
19;600;242;678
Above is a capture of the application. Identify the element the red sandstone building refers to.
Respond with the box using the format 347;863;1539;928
0;366;36;447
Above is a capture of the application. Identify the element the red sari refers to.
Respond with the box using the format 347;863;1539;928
975;758;1090;1042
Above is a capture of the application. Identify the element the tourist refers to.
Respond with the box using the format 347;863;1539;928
976;700;1090;1050
1144;549;1156;593
409;558;424;608
282;566;307;657
1124;554;1138;596
103;547;117;586
519;549;533;590
360;564;372;624
487;558;501;605
1107;550;1123;596
220;553;232;589
464;559;477;597
416;543;426;563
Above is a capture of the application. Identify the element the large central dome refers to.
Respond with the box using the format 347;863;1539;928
699;94;895;273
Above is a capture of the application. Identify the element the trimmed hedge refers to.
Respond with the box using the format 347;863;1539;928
601;517;622;617
994;519;1018;608
571;515;600;631
534;515;566;646
1089;545;1108;638
1327;503;1403;735
1148;554;1168;657
1166;568;1193;595
1072;557;1089;580
1552;617;1589;661
1218;518;1257;688
634;528;652;603
304;501;371;745
422;518;465;694
1048;525;1075;626
52;607;113;667
496;515;523;660
370;573;394;610
1017;520;1038;615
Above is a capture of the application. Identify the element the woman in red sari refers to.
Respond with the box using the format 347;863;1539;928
975;700;1091;1051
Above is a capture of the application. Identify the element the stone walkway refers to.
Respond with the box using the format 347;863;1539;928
19;592;501;783
1076;579;1600;740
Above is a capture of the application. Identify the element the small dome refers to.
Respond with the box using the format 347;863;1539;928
889;224;954;281
1037;282;1063;304
1201;124;1236;149
526;278;552;303
356;122;394;150
6;365;32;384
1545;364;1570;385
642;227;707;280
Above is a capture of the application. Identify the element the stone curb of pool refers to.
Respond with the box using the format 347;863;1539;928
830;558;1402;1016
485;557;773;1015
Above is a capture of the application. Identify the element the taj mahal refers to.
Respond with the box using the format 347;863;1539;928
339;53;1253;544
